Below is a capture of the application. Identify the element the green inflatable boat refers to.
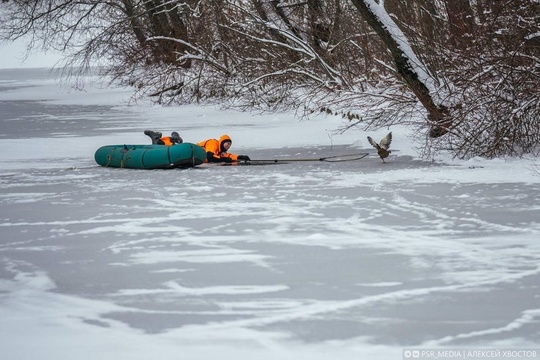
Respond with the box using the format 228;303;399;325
95;143;207;169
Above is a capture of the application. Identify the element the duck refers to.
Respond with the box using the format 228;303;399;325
367;132;392;163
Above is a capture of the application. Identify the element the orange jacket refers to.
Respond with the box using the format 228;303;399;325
158;136;175;146
197;135;239;163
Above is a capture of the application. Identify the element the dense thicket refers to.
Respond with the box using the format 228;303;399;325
1;0;538;158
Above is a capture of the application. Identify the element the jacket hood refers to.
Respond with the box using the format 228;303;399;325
219;134;232;152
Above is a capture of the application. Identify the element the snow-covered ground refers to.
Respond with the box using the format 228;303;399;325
1;68;539;360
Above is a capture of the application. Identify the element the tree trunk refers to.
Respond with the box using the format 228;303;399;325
250;0;303;63
162;0;191;68
121;0;147;47
445;0;475;48
350;0;451;137
307;0;334;68
140;0;191;67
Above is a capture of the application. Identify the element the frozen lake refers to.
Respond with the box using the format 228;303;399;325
1;68;539;359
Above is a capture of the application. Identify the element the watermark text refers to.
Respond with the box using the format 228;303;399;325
403;349;539;360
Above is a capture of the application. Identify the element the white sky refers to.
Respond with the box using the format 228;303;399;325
0;38;63;69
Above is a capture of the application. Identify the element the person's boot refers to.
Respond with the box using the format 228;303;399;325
144;130;162;144
171;132;183;144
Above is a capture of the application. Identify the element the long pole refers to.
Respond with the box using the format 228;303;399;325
245;152;369;163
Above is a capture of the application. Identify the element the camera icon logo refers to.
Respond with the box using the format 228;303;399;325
404;349;422;358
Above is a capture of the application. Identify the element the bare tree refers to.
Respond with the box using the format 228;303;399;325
1;0;538;158
349;0;451;138
440;0;540;158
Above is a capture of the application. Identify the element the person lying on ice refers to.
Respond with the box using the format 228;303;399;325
144;130;250;163
197;134;250;163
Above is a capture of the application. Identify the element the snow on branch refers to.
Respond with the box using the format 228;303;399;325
147;35;229;74
222;22;344;87
241;68;327;89
362;0;437;94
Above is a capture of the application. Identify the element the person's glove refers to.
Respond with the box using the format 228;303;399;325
237;155;251;161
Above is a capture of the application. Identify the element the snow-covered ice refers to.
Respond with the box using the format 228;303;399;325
1;68;539;359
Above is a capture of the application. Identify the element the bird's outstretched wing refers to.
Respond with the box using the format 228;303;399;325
367;136;380;150
379;132;392;150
